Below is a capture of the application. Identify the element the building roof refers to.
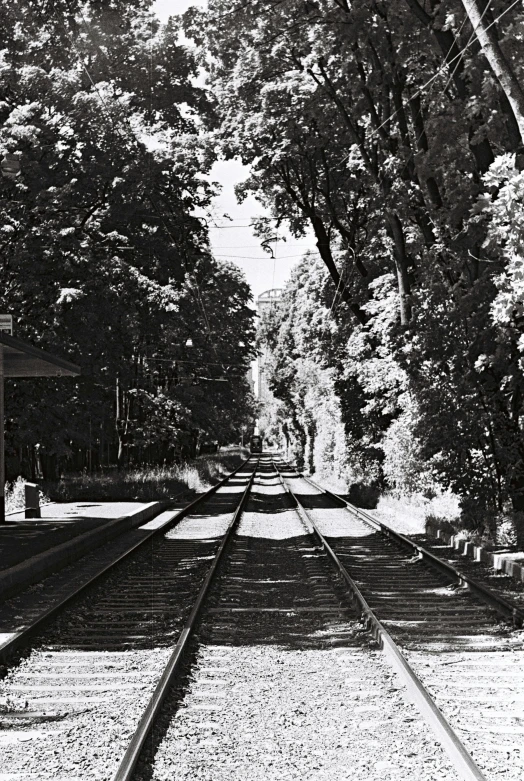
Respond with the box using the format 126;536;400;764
0;333;81;378
258;289;282;301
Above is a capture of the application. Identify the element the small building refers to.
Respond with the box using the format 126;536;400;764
257;289;282;404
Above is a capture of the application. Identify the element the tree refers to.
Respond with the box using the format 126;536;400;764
460;0;524;142
0;1;256;477
202;0;524;537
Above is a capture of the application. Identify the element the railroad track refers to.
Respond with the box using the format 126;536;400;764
0;458;257;780
2;455;522;780
0;459;250;663
275;459;524;781
124;459;481;781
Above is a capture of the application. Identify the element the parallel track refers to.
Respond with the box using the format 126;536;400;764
0;458;250;664
128;459;483;781
3;456;523;779
275;459;524;781
0;459;257;780
299;466;524;627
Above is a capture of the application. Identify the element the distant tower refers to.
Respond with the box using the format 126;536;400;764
246;365;255;395
257;289;282;403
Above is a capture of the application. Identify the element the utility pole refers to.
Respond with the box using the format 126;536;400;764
460;0;524;144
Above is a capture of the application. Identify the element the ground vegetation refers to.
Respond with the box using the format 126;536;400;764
5;447;248;508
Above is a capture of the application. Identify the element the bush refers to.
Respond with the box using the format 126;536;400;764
41;449;248;503
5;476;27;513
424;515;457;538
5;476;50;514
348;483;380;509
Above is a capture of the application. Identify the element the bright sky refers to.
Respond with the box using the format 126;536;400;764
151;0;314;303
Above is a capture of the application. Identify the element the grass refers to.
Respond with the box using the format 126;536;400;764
7;448;249;505
372;490;461;536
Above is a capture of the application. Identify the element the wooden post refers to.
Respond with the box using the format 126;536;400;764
0;347;4;523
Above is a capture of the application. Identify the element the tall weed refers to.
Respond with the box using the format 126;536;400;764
42;449;248;503
5;476;50;513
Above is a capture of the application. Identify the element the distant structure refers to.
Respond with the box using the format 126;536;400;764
257;289;282;403
246;365;255;396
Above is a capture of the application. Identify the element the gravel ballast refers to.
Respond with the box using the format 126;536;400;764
3;462;512;779
0;475;251;780
283;467;524;780
136;465;460;781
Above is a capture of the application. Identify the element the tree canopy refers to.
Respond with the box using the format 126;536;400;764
0;0;256;479
190;0;524;539
6;0;524;542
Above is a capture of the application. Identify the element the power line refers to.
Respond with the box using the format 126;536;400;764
214;252;317;260
209;217;282;223
212;243;310;248
145;358;249;367
339;0;522;164
440;2;490;96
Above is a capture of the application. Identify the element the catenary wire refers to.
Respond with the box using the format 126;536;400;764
440;1;492;96
338;0;522;165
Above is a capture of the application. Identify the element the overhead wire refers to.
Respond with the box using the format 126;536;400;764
214;252;318;260
440;2;492;96
145;358;249;367
338;0;522;167
402;10;471;168
395;5;488;185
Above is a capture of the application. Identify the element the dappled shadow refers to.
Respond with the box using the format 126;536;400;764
200;530;363;651
0;459;511;664
1;458;518;781
291;491;346;511
0;470;255;660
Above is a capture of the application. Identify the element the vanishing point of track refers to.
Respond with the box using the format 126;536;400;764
1;455;523;779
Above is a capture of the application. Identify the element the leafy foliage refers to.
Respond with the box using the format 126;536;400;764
0;1;256;479
197;0;524;539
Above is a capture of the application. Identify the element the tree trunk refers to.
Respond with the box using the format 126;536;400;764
311;214;368;325
388;213;412;324
461;0;524;143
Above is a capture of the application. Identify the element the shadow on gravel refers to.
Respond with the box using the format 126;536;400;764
1;460;504;662
0;472;255;664
197;460;367;652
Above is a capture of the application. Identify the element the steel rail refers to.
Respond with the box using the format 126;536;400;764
113;461;258;781
282;462;524;628
274;462;487;781
0;457;253;664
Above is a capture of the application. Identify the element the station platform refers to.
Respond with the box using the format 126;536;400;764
0;500;164;601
